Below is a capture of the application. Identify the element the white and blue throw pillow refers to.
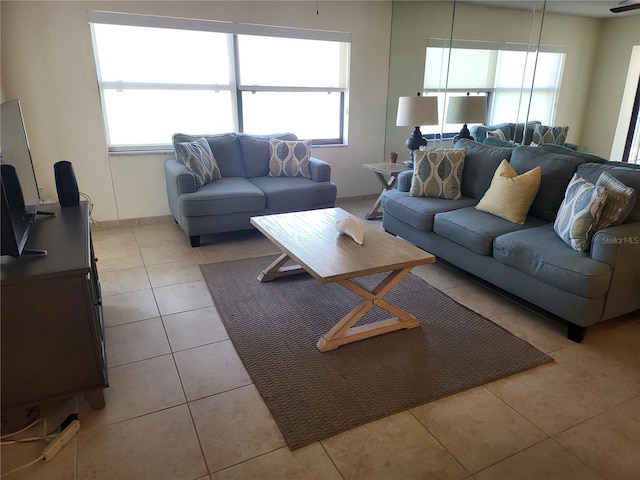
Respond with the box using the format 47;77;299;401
269;139;312;178
410;148;466;199
554;173;608;253
176;137;221;188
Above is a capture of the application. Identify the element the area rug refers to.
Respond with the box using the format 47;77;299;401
200;255;552;449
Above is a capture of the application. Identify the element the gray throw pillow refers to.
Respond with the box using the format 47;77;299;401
176;137;222;188
595;172;637;230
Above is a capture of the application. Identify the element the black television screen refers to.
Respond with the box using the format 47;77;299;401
1;99;43;257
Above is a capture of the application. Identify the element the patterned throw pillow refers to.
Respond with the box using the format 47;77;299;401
476;160;541;224
176;137;221;188
486;129;507;141
595;172;637;230
268;139;312;178
532;125;569;146
410;148;466;199
554;174;608;253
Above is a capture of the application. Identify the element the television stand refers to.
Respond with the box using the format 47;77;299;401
1;202;108;411
20;248;47;256
35;210;56;217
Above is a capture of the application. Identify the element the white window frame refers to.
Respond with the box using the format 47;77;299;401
88;11;351;152
422;38;565;136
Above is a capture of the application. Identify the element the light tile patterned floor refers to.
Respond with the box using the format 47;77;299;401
1;198;638;480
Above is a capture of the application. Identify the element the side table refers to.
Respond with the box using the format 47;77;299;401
362;162;411;220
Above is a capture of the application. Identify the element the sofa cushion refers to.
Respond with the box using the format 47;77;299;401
179;177;265;217
482;137;517;149
175;137;222;188
493;224;612;298
509;146;584;222
532;125;569;146
239;133;297;178
454;139;514;200
471;123;512;143
381;189;477;232
476;160;541;224
540;144;606;163
410;148;466;199
595;172;636;229
554;174;608;253
249;176;337;211
268;139;312;178
577;162;640;223
434;206;547;256
173;132;245;178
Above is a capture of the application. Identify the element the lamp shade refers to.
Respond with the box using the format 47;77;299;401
446;96;487;124
396;96;439;127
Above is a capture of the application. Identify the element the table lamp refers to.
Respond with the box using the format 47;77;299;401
396;95;439;165
446;94;487;143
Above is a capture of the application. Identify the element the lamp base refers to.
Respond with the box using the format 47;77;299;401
405;126;427;163
453;123;474;144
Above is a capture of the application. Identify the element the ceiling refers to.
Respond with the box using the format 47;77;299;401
459;1;640;18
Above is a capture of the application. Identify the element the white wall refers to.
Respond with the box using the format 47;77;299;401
1;1;392;221
385;1;603;157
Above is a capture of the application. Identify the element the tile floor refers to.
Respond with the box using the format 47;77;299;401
1;198;639;480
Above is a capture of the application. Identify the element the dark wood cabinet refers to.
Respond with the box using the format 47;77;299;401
1;202;108;410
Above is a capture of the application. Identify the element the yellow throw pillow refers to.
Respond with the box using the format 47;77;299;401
476;160;541;224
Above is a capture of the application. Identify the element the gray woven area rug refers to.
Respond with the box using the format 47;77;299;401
200;255;552;449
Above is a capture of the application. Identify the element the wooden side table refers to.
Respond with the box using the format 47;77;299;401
362;162;411;220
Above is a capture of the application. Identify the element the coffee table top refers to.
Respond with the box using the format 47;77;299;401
250;208;435;283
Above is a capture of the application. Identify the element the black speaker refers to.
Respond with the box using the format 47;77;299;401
54;161;79;207
1;164;26;213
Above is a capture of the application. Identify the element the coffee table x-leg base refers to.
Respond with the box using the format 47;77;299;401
316;266;420;351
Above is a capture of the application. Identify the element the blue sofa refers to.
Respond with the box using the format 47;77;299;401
381;139;640;341
165;132;337;247
471;121;579;151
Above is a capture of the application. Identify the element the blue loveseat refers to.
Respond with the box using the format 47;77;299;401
381;139;640;341
165;132;337;247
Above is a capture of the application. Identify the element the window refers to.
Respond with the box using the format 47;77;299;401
422;39;565;136
89;12;350;151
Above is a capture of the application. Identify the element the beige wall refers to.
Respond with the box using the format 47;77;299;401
2;1;638;222
1;1;392;221
385;1;604;157
583;15;640;158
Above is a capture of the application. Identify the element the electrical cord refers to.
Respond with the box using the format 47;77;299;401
80;191;101;227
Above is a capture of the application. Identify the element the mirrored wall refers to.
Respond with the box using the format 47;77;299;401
385;0;604;159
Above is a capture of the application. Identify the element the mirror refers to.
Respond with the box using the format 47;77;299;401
385;0;603;158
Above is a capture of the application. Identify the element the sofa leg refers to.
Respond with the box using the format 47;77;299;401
189;235;200;248
567;323;586;343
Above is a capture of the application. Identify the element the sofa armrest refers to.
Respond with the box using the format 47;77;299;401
309;157;331;182
565;143;579;151
591;222;640;318
165;159;197;220
165;159;197;194
397;170;413;192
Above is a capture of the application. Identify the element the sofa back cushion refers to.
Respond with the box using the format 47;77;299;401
239;133;298;178
173;133;245;177
509;146;584;222
454;139;514;200
577;162;640;223
540;144;607;163
471;123;512;143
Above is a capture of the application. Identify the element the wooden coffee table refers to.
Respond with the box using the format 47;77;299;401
250;208;435;351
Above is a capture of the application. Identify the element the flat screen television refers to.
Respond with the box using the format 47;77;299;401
1;99;50;257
